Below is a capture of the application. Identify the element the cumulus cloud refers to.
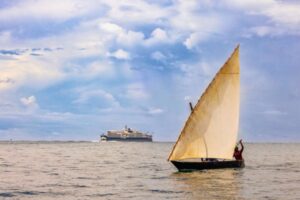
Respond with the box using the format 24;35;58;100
183;34;195;50
0;53;65;91
107;49;131;60
223;0;274;11
104;0;168;25
248;26;273;37
117;31;145;47
225;0;300;36
99;22;145;47
151;28;167;40
73;88;120;108
0;0;100;23
100;24;171;47
99;22;124;33
145;28;171;46
20;96;39;109
151;51;167;61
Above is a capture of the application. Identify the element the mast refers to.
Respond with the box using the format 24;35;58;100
189;102;194;112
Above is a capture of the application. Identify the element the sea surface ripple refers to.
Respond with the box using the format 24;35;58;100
0;142;299;199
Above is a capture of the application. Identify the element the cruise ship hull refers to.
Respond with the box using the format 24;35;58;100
100;135;152;142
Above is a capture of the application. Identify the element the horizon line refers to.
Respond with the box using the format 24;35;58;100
0;140;299;144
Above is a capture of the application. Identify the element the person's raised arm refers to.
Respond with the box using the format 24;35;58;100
239;139;244;153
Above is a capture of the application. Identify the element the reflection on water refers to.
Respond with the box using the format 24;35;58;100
0;142;299;199
171;169;243;200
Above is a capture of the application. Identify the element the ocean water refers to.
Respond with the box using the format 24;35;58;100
0;142;299;200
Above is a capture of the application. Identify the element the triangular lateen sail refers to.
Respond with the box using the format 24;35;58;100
168;45;240;161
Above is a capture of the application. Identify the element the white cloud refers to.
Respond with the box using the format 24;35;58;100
249;26;273;37
99;22;145;47
20;96;39;109
0;54;65;91
69;60;115;79
73;88;120;108
181;18;225;48
171;2;225;32
262;110;287;116
151;51;167;61
184;96;191;101
117;30;145;47
0;0;100;23
0;20;112;92
263;2;300;31
104;0;169;25
183;33;200;49
167;2;228;48
107;49;131;60
99;22;124;33
224;0;274;11
147;107;164;115
0;19;138;93
225;0;300;36
100;24;171;47
145;28;171;46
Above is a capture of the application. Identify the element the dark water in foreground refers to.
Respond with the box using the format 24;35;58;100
0;142;299;200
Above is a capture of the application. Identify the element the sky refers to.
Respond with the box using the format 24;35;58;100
0;0;299;142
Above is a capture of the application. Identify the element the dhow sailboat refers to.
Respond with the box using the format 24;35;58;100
168;45;245;171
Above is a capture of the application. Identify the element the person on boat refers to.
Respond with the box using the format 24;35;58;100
233;139;244;160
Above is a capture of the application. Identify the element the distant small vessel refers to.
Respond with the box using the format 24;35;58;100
168;45;245;171
100;126;152;142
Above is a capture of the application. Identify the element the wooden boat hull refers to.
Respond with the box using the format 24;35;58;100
171;160;245;171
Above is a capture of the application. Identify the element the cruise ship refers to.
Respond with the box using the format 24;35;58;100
100;126;152;142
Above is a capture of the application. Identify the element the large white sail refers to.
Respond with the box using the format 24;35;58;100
168;45;240;161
